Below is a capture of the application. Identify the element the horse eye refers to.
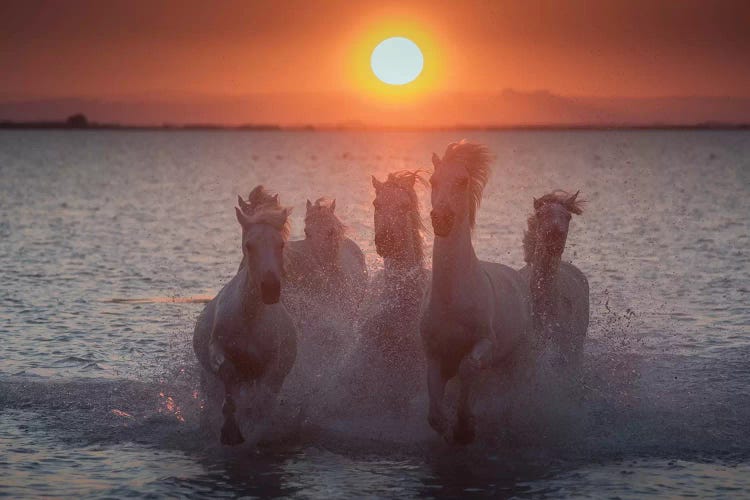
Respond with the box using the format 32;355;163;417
456;178;468;188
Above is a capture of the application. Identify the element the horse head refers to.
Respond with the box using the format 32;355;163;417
527;190;583;259
235;201;291;304
429;140;491;237
372;171;426;258
304;197;345;264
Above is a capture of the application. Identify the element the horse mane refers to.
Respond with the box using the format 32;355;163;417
239;185;290;239
440;140;492;228
242;185;280;214
306;197;346;240
382;169;428;263
384;170;428;234
523;190;585;263
245;205;291;240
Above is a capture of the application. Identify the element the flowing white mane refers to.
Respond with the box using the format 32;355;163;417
439;140;492;228
244;206;292;240
237;185;291;239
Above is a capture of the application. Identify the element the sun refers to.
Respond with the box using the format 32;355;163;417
370;37;424;85
346;20;440;101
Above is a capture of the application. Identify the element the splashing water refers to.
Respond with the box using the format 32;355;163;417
1;129;749;497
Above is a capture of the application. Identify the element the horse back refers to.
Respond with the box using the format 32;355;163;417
480;261;532;342
339;237;368;281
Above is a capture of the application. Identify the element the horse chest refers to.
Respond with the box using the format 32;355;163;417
422;307;482;348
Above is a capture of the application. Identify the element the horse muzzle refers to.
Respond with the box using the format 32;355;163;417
260;274;281;304
430;210;455;237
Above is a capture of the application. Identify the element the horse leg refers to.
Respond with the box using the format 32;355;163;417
426;356;450;439
217;360;245;446
454;339;493;445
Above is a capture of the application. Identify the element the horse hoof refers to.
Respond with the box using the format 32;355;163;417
220;420;245;446
452;420;476;446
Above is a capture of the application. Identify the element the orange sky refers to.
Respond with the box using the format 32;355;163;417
2;0;750;125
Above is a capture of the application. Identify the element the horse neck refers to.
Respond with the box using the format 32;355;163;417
384;221;424;282
308;237;342;270
530;245;563;326
238;265;261;315
430;213;480;301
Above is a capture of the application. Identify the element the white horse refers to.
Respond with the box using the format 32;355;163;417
284;198;368;317
519;190;589;366
348;171;430;409
420;140;532;444
239;189;367;314
193;188;296;445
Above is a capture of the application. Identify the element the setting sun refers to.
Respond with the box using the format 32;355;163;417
344;17;442;105
370;37;424;85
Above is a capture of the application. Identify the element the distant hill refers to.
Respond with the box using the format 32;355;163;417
1;90;749;128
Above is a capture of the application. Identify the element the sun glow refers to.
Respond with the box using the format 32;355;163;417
346;19;441;102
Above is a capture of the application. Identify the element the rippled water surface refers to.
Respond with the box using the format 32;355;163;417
1;130;749;498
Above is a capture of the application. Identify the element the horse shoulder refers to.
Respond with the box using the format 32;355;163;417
193;298;217;370
559;261;589;293
210;274;252;337
253;303;297;355
557;261;590;332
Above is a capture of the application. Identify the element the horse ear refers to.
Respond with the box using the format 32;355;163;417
432;152;441;169
306;199;312;211
273;193;279;205
237;195;250;212
533;197;542;210
565;190;582;214
235;207;250;228
330;199;336;212
372;175;383;190
399;174;416;189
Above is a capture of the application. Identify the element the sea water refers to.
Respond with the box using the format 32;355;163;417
1;130;749;498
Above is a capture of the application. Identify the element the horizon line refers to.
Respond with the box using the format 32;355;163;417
2;119;749;132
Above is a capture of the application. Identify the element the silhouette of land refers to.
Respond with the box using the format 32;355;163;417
1;117;747;132
1;89;750;131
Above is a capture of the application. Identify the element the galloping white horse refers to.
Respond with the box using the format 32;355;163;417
240;190;367;315
193;187;296;445
284;198;368;316
349;171;430;408
519;190;589;365
420;141;531;444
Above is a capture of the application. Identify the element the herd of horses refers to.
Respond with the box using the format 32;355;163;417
192;140;589;446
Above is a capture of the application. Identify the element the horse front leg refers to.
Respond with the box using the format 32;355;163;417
217;360;245;446
426;356;450;439
454;338;493;445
